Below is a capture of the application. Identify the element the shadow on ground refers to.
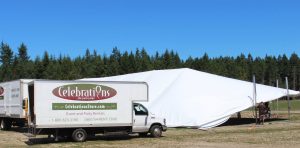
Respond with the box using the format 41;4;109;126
25;134;159;145
8;127;28;133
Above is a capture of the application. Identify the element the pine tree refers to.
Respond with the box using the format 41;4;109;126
16;43;32;79
290;53;299;90
264;55;278;86
173;52;182;68
108;47;121;75
41;51;50;78
278;54;290;87
102;55;110;76
34;56;43;79
140;48;152;71
12;55;18;79
247;54;254;81
128;51;136;73
252;57;265;84
135;49;142;71
152;52;163;70
44;56;61;79
0;42;14;81
120;51;130;74
93;50;105;77
162;49;171;69
224;56;236;78
83;49;96;77
235;54;248;80
195;53;210;72
73;56;84;78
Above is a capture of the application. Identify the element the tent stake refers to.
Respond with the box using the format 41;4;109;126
253;75;257;124
285;77;291;120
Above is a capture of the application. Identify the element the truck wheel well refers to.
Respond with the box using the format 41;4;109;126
150;123;162;129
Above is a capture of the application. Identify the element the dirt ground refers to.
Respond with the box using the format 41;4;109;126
1;112;300;148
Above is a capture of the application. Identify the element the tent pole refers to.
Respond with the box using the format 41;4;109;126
276;79;279;118
285;77;291;120
253;75;257;124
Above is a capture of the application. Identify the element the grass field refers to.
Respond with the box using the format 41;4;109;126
269;99;300;111
0;112;300;148
245;100;300;112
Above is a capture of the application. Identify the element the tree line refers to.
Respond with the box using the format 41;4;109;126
1;42;300;90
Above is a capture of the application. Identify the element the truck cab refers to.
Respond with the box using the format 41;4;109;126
132;103;167;137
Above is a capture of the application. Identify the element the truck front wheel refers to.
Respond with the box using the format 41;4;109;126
72;128;87;142
150;125;162;138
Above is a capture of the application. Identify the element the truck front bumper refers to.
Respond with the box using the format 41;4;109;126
162;125;167;131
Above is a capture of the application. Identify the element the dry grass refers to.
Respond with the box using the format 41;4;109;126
1;112;300;148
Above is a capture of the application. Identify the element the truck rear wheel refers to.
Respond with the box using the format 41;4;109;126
0;119;12;130
150;125;162;138
72;128;87;142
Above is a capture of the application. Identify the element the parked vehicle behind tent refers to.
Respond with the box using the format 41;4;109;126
0;79;32;130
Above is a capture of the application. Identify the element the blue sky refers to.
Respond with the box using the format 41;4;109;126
0;0;299;59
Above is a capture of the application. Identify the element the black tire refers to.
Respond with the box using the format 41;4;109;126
0;119;2;130
139;132;148;137
72;128;87;142
150;125;162;138
0;119;12;130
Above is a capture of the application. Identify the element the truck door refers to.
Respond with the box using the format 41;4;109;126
132;103;149;132
0;85;4;114
22;83;29;119
28;84;35;124
4;84;10;116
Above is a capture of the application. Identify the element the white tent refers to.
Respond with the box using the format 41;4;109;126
81;68;299;129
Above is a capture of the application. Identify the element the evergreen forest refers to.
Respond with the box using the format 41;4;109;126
1;42;300;90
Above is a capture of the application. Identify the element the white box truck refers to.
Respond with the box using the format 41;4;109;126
0;79;32;130
25;80;166;142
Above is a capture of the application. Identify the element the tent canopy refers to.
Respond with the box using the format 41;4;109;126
81;68;299;129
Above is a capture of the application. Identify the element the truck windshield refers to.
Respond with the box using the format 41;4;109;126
134;104;148;116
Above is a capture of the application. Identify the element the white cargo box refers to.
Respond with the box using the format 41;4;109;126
0;79;33;118
29;80;148;128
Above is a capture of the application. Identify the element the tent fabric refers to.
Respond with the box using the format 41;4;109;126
81;68;300;129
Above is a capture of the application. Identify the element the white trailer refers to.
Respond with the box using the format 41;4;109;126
0;79;32;130
26;80;166;142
